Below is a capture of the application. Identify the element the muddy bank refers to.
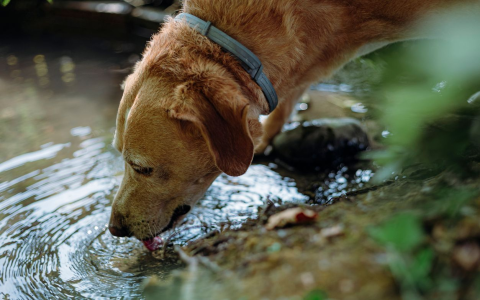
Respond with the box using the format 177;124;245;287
145;166;480;300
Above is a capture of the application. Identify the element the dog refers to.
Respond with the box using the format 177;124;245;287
109;0;479;246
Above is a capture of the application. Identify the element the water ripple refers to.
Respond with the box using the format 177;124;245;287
0;143;70;173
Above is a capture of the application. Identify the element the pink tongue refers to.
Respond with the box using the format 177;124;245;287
142;236;163;251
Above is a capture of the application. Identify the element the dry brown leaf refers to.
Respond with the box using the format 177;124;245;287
265;207;318;230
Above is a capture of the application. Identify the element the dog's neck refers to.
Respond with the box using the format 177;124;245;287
183;0;473;108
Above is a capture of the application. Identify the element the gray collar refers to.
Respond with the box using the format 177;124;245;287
175;13;278;113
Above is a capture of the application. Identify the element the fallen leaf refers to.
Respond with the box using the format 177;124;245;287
266;207;317;230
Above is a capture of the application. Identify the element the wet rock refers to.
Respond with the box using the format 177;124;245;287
272;118;370;168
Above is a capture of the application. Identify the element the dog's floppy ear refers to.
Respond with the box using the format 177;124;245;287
169;77;254;176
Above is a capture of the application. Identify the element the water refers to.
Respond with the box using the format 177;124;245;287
0;37;372;299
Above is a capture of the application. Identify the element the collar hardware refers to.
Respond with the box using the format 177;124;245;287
201;21;212;35
175;13;278;113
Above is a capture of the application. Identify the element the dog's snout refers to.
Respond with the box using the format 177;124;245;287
109;208;131;237
108;224;130;237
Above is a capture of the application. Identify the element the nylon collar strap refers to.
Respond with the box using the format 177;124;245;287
175;13;278;113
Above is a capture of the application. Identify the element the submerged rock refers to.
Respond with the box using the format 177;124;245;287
272;118;369;168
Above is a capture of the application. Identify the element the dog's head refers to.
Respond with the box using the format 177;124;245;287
109;21;264;243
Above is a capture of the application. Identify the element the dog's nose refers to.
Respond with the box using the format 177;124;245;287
109;207;131;237
108;224;130;237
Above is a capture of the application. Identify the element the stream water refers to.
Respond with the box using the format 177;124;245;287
0;36;372;299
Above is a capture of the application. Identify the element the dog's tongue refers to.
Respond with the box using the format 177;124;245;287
142;236;163;251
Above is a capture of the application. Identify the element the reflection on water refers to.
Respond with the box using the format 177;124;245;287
0;37;372;299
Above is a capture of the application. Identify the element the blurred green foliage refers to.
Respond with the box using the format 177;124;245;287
368;213;434;299
369;213;425;252
365;9;480;299
304;289;328;300
426;187;478;219
363;9;480;182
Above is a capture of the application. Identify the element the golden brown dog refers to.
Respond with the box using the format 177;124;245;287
110;0;479;244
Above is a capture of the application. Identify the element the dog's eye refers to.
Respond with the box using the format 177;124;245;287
133;166;153;176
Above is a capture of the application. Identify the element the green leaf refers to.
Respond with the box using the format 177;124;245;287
369;213;425;252
2;0;11;7
304;289;328;300
427;188;478;219
410;248;434;289
47;0;52;3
